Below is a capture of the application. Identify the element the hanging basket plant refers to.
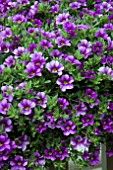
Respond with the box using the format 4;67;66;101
0;0;113;169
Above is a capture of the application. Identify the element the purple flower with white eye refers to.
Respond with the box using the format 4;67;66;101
34;152;45;166
0;42;9;53
17;135;29;151
55;36;71;48
13;47;27;59
2;27;12;38
18;99;36;115
35;121;47;134
1;85;13;102
44;148;56;161
61;121;76;136
0;65;5;75
27;43;36;53
4;55;15;67
84;88;98;99
92;41;103;53
17;0;30;5
57;98;69;109
12;14;26;23
88;153;100;166
74;102;87;116
101;117;112;130
104;23;113;30
32;19;42;27
108;14;113;23
39;40;53;50
0;117;12;132
78;39;91;49
64;55;81;65
36;92;47;108
84;70;95;79
81;114;94;127
98;66;112;75
50;49;63;59
30;51;46;68
95;29;108;40
56;146;69;160
101;2;112;12
10;155;28;170
71;135;90;151
50;4;59;13
46;60;64;76
25;62;42;78
0;134;10;152
63;21;76;33
0;99;11;115
57;74;74;92
69;2;81;10
56;13;70;25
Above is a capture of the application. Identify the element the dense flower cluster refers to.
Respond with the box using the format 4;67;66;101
0;0;113;169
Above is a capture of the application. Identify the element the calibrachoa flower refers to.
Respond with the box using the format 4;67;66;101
98;66;112;75
35;121;47;134
56;74;74;92
1;85;14;102
34;152;45;166
0;99;11;115
57;97;69;109
44;148;56;161
0;117;12;132
55;146;69;160
55;36;71;48
74;102;87;116
18;99;36;115
10;155;28;170
17;135;30;151
81;114;94;127
46;60;64;75
36;92;47;108
60;121;76;136
39;40;53;50
84;88;98;99
4;55;15;67
56;13;70;25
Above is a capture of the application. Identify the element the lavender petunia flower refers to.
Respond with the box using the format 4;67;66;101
57;97;69;109
18;99;36;115
34;152;45;166
17;135;30;151
56;74;74;92
12;14;26;23
27;43;36;53
74;102;87;116
64;55;81;65
50;4;59;13
46;60;64;75
84;88;98;99
50;49;63;59
98;66;112;75
13;47;27;59
0;134;10;152
36;92;47;108
10;155;28;170
0;99;11;115
4;55;15;67
39;40;53;50
63;21;76;33
2;27;12;38
55;36;71;48
95;29;108;40
25;62;42;78
81;114;94;127
61;120;76;136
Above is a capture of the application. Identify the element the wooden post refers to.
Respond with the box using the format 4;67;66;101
107;156;113;170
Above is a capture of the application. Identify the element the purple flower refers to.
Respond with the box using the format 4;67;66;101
57;74;74;92
107;102;113;110
95;29;108;40
64;55;81;65
74;102;87;116
57;97;69;109
39;40;53;50
71;135;90;151
32;19;42;27
27;43;36;53
108;14;113;23
98;66;112;75
56;13;70;25
50;49;63;59
46;60;64;75
4;55;15;67
34;152;45;166
18;99;36;115
55;146;69;160
81;114;94;127
17;135;29;151
88;153;100;166
101;117;112;130
101;2;112;12
44;148;56;161
84;88;98;99
55;36;71;48
0;99;11;115
92;41;103;53
10;155;28;170
0;117;12;132
36;92;47;108
2;27;12;38
12;14;26;23
69;2;81;10
84;70;95;79
13;47;27;59
1;85;13;102
104;23;113;30
30;51;46;68
15;82;27;90
35;121;47;134
0;134;10;152
61;121;76;136
0;65;5;75
63;21;76;33
50;4;59;13
25;62;42;78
